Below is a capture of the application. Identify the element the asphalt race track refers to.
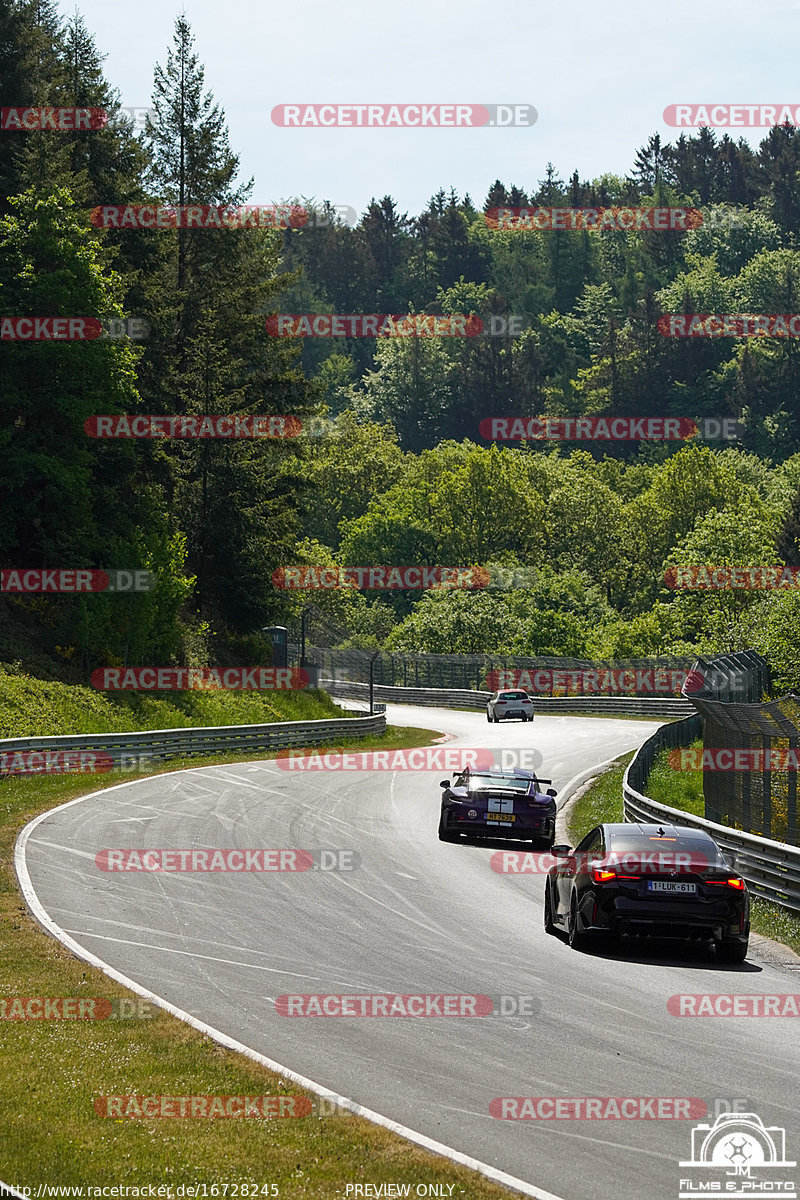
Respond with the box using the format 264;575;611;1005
18;707;800;1200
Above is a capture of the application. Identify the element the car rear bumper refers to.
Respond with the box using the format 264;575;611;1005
592;897;747;941
443;811;554;839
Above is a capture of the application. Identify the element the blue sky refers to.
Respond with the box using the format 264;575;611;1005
64;0;800;218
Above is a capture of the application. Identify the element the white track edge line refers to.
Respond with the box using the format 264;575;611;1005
14;773;566;1200
555;753;636;813
0;1179;30;1198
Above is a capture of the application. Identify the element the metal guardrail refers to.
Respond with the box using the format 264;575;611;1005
623;718;800;916
0;712;386;772
322;678;692;719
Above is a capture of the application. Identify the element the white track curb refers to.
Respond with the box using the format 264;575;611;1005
15;768;565;1200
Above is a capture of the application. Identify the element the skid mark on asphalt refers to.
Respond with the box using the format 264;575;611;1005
28;837;100;861
433;1107;677;1160
58;928;323;977
48;906;311;963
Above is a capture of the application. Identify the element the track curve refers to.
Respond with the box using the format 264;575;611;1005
17;707;800;1200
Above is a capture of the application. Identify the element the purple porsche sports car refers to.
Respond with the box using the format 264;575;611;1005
438;767;557;847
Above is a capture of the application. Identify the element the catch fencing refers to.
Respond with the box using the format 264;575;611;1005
623;715;800;915
322;678;692;719
309;647;698;695
681;651;797;843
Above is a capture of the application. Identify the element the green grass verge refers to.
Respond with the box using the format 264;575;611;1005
748;897;800;957
644;744;704;818
567;751;800;957
0;718;519;1196
566;753;635;845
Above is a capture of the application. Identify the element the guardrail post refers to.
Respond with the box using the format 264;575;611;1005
369;651;379;715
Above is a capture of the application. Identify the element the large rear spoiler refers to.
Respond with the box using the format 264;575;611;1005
459;766;552;786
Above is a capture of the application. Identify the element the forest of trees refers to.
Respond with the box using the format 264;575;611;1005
3;0;800;692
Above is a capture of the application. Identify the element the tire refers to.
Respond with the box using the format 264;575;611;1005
493;714;500;723
568;893;589;952
438;814;459;843
544;879;557;936
717;938;748;963
486;710;492;722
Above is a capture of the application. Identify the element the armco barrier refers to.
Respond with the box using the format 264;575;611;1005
322;678;692;719
0;712;386;773
623;717;800;915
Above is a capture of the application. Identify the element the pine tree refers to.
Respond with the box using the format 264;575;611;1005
0;0;71;204
630;133;671;193
139;16;317;631
360;196;411;306
146;15;249;290
758;123;800;235
536;163;565;205
484;179;509;210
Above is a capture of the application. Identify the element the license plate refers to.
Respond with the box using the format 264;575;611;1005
486;813;515;823
647;881;697;894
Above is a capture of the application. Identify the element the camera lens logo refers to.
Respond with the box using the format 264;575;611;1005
679;1112;796;1199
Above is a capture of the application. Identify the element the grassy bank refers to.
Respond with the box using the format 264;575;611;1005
0;661;345;739
645;741;704;818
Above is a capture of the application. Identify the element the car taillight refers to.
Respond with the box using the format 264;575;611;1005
591;868;640;883
591;868;616;883
708;877;746;890
497;700;507;704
